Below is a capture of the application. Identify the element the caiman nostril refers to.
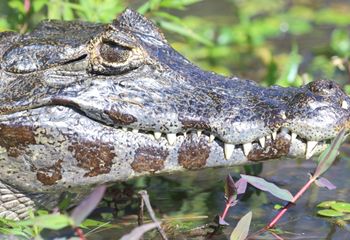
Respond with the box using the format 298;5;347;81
308;79;339;96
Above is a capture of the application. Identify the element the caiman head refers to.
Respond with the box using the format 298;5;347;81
0;9;350;190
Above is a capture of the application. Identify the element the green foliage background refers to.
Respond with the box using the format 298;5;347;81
1;0;350;90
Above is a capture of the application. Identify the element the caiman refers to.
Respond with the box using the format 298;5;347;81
0;9;349;220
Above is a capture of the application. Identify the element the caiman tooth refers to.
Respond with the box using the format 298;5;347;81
183;132;187;138
243;142;252;156
281;127;289;134
291;132;297;142
258;137;265;148
306;141;318;159
342;100;348;109
122;127;127;132
148;133;155;140
166;133;176;145
197;130;202;137
224;143;235;160
271;131;277;140
132;129;139;134
209;134;215;143
154;131;162;140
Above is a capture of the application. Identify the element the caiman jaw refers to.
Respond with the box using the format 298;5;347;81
110;124;336;161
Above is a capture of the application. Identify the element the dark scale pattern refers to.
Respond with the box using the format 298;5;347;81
68;140;115;177
36;160;63;185
131;146;168;172
178;136;210;169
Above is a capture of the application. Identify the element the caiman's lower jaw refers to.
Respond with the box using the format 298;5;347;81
117;125;333;161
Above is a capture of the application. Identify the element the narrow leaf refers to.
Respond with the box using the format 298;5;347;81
158;20;213;46
240;175;293;202
230;211;252;240
314;128;346;177
120;222;158;240
235;178;248;195
70;185;106;226
225;175;237;201
315;177;336;190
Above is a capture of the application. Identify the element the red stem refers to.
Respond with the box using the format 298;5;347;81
220;202;231;219
267;177;316;229
75;227;87;240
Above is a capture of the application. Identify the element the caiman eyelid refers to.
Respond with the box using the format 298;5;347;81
99;41;131;63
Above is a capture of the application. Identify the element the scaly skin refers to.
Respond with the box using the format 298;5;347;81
0;9;349;220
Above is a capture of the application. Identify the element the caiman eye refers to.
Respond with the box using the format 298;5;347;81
99;41;130;63
88;29;146;75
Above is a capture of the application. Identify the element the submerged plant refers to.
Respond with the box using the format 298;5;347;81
225;128;347;239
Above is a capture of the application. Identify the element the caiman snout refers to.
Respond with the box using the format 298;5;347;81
285;80;350;157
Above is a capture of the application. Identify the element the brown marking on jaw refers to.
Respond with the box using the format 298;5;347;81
36;160;63;186
131;147;168;173
68;141;115;177
0;124;36;157
178;137;210;169
248;136;290;161
178;115;210;130
104;108;137;125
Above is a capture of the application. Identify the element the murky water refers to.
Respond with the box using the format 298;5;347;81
85;143;350;239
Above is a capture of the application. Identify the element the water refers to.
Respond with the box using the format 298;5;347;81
84;144;349;239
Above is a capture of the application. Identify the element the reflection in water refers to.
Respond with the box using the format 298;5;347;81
98;144;349;239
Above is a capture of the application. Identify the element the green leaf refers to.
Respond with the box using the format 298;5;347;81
0;227;31;237
331;29;350;57
17;214;73;230
344;85;350;95
0;18;10;31
160;0;202;10
314;128;346;177
276;44;302;87
32;0;48;12
317;200;337;209
317;209;344;217
137;2;151;14
331;202;350;213
230;211;252;240
240;174;293;202
315;9;350;26
274;204;283;210
8;0;25;13
159;20;213;46
149;0;162;11
80;218;112;228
